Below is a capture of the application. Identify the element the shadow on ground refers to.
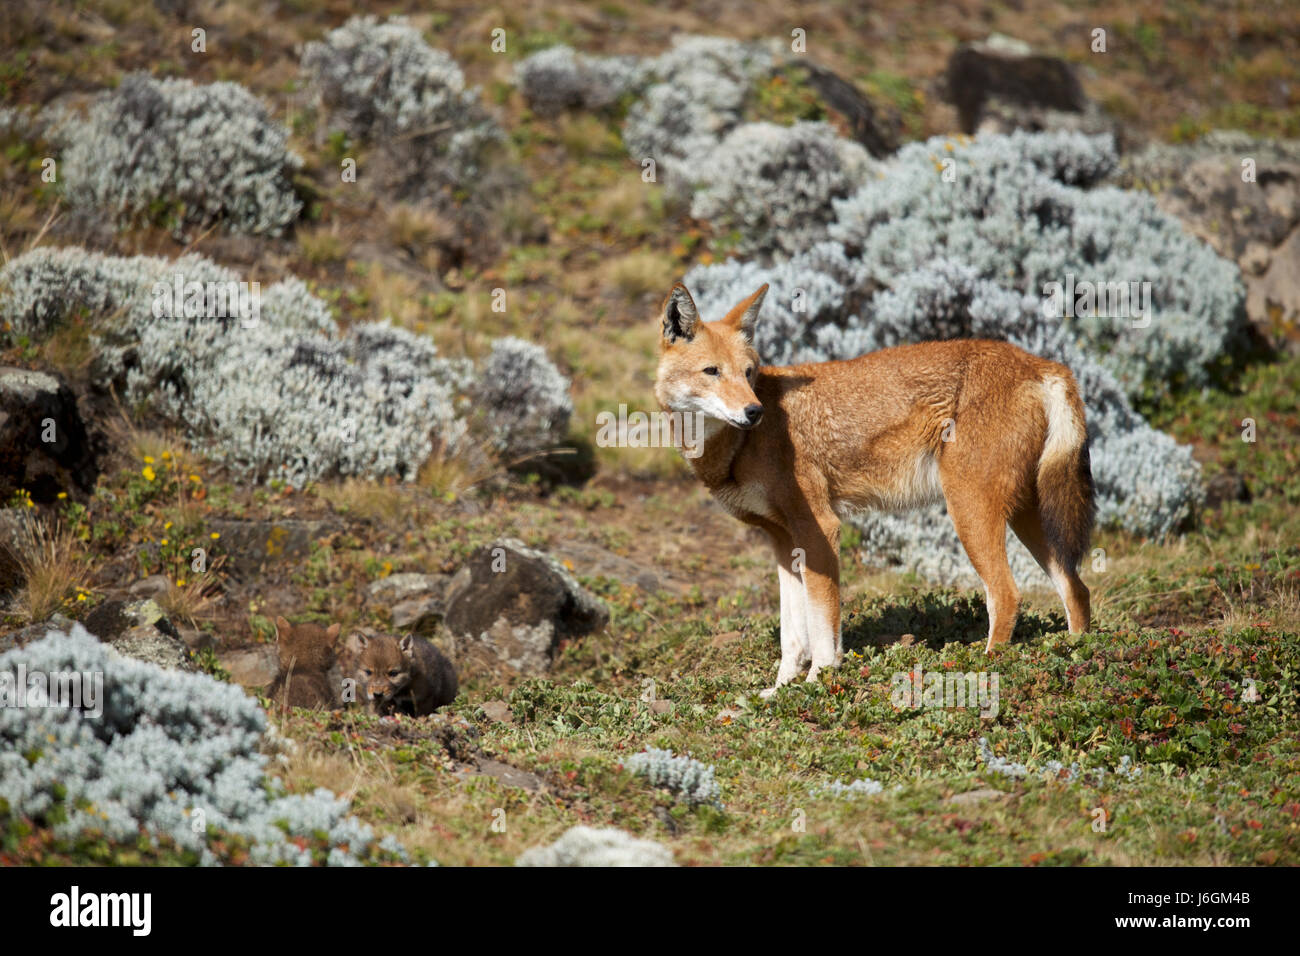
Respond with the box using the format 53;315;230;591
842;591;1066;652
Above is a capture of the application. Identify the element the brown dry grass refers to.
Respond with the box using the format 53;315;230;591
8;514;86;622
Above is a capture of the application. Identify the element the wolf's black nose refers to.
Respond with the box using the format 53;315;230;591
744;404;763;426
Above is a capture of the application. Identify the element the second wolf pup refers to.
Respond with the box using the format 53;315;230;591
267;617;342;710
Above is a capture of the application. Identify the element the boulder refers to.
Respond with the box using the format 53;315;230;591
216;644;279;689
944;35;1112;138
799;61;897;158
366;571;453;633
82;598;192;671
1137;147;1300;352
205;517;340;578
444;538;608;674
0;613;75;654
0;367;99;504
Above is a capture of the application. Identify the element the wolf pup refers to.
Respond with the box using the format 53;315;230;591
345;631;458;716
654;282;1094;697
267;617;342;710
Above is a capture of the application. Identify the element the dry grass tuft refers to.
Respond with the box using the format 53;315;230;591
7;514;86;622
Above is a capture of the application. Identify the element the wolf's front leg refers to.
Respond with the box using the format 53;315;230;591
761;560;810;699
798;514;843;684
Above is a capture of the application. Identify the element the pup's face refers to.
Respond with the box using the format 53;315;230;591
348;633;412;710
654;283;768;430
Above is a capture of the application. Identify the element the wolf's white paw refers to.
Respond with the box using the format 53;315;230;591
758;686;778;700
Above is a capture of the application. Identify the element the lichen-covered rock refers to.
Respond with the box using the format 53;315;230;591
943;34;1096;136
81;598;191;672
0;366;99;504
444;539;608;674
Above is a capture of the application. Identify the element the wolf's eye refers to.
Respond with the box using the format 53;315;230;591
745;366;754;378
362;669;372;677
388;669;401;678
702;366;720;376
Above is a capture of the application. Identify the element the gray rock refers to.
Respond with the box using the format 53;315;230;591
128;574;171;598
944;35;1112;139
175;625;216;654
366;572;453;634
551;538;665;593
0;612;75;653
82;598;192;671
205;517;340;577
444;538;608;674
0;366;100;504
478;699;514;724
217;644;279;688
391;594;446;633
0;366;100;505
799;60;896;158
366;572;450;606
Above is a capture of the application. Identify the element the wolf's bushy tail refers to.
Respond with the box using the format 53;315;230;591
1036;376;1095;570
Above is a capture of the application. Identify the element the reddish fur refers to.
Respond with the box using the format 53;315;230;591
268;617;342;710
655;283;1094;683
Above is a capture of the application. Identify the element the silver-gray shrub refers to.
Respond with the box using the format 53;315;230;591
0;246;569;485
622;35;774;186
57;73;301;236
690;122;875;260
515;825;676;866
978;737;1141;786
685;256;1202;583
625;746;721;807
515;45;648;116
301;15;503;202
814;777;885;798
473;337;573;459
828;130;1246;395
0;625;407;865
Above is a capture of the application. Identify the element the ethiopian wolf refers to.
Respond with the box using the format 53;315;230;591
654;282;1094;697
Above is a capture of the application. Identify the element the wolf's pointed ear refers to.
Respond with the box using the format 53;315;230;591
275;616;292;638
729;283;768;344
325;622;341;644
662;283;699;344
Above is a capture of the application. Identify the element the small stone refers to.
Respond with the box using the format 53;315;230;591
128;574;171;598
217;645;279;688
479;700;514;724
